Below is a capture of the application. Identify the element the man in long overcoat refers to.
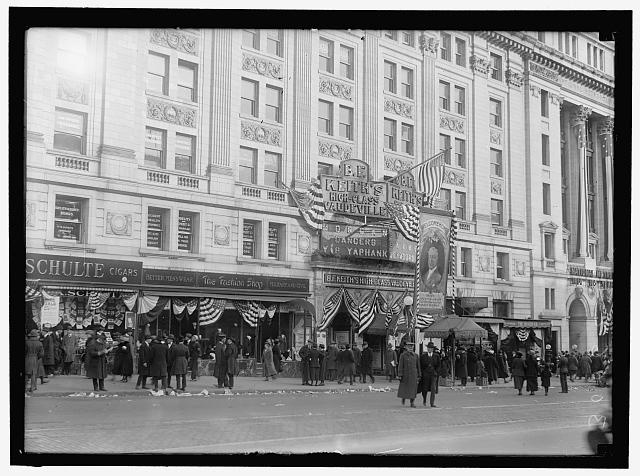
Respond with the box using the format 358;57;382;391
169;336;190;391
309;343;320;385
419;341;440;407
298;340;311;385
148;336;169;393
397;342;420;407
25;329;44;392
466;348;478;383
454;348;468;388
61;325;78;375
496;349;510;383
385;343;397;381
484;350;499;385
343;344;355;385
591;351;603;376
525;351;539;395
557;351;569;393
511;351;526;395
318;343;326;385
579;353;593;382
225;337;238;389
567;352;579;382
188;335;201;381
352;343;362;383
272;339;282;373
325;343;338;381
336;345;346;384
85;332;110;391
214;334;227;388
360;341;375;383
42;326;57;376
135;335;152;389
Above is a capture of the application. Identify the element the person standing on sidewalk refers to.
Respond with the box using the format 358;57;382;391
525;351;539;396
61;324;78;376
360;341;375;384
496;349;510;383
318;343;326;385
352;343;362;383
484;350;499;385
397;342;420;407
511;351;526;395
85;331;110;392
466;347;477;384
567;351;579;382
135;335;152;390
298;340;311;385
326;343;338;381
263;341;278;381
591;351;603;380
580;352;593;383
336;345;346;384
540;362;552;396
148;335;169;394
25;329;44;393
188;335;201;382
169;336;189;392
385;343;397;382
455;348;468;389
419;342;440;407
42;325;57;377
557;351;569;393
225;337;238;390
214;334;227;388
115;336;133;383
309;343;320;385
272;339;282;374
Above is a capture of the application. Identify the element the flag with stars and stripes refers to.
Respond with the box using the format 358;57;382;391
233;301;261;328
385;202;419;242
288;178;325;231
415;154;445;207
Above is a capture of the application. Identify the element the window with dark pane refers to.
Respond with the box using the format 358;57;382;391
384;118;396;151
147;207;167;249
54;195;84;242
339;105;353;140
175;133;195;173
178;211;196;252
54;108;86;154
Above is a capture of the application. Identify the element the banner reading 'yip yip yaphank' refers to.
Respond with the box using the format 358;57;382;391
415;208;453;317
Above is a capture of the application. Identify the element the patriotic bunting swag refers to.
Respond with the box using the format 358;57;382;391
121;292;138;311
172;298;199;320
89;291;111;310
199;298;226;327
286;178;325;231
25;285;42;301
233;301;261;328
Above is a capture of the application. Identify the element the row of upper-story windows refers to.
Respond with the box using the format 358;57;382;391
540;32;608;72
242;29;284;58
457;246;512;282
147;51;198;102
241;78;283;123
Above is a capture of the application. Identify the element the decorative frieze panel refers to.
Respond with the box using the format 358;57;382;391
147;99;196;128
528;62;559;83
477;254;492;273
505;68;523;88
150;29;199;56
26;202;36;227
57;77;88;105
318;140;353;161
443;168;465;187
384;97;414;119
384;155;413;173
490;129;502;146
419;34;439;55
242;53;283;80
470;55;490;75
512;258;527;277
319;76;353;101
297;232;312;255
490;179;503;195
106;212;132;236
240;121;282;147
214;225;231;246
439;114;465;134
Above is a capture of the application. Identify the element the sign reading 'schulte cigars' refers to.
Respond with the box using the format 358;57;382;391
320;159;421;219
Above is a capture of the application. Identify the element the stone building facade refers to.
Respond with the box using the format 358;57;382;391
24;29;614;365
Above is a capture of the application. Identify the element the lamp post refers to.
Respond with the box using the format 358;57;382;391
404;295;414;343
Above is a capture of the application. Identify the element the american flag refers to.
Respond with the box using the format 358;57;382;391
199;298;226;327
385;202;419;242
415;313;435;329
288;178;325;231
233;300;260;328
415;153;446;207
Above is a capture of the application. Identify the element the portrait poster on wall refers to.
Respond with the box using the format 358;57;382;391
415;208;453;317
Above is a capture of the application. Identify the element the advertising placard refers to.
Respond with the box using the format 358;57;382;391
26;253;142;285
320;223;389;260
416;208;453;317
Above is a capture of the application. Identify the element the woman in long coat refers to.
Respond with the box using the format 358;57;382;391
525;352;539;395
25;330;44;392
579;353;593;382
114;338;133;382
496;350;510;383
484;350;499;384
85;334;109;391
384;343;397;381
336;345;346;383
454;348;468;387
262;342;277;381
511;351;526;395
42;329;57;376
397;342;421;407
576;352;584;379
466;348;478;383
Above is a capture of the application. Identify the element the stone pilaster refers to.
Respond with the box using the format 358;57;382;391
293;30;313;183
211;29;233;170
420;32;438;158
362;32;380;175
571;105;592;258
598;117;614;262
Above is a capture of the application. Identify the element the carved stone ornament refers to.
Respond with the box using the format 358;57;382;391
106;212;132;236
57;77;88;105
242;53;283;80
241;121;282;147
478;254;492;272
491;179;503;195
558;76;614;109
529;85;541;98
419;35;439;55
443;168;465;187
513;259;527;277
550;93;563;106
297;233;312;254
571;105;592;127
598;117;614;136
528;62;559;82
470;55;490;75
150;29;199;56
318;140;353;161
490;129;502;146
214;225;231;246
147;99;196;128
384;155;413;172
440;114;465;134
26;202;36;227
384;98;414;119
319;77;353;101
505;68;523;88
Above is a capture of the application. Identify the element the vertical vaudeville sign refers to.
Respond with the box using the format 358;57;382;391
415;208;453;317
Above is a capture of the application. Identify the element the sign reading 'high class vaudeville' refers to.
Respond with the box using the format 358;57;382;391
26;253;142;285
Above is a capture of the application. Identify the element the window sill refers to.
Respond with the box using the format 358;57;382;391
384;90;415;103
493;279;513;286
44;240;95;253
439;108;466;120
237;256;291;268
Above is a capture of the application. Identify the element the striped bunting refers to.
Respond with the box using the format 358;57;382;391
89;291;111;310
233;300;261;328
415;154;445;207
415;313;435;330
385;202;419;242
199;298;226;327
25;285;42;301
357;290;379;335
319;287;344;331
386;289;408;329
516;328;530;342
288;178;325;231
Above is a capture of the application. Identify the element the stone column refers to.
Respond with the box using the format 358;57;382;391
419;33;438;158
362;32;380;175
598;117;614;262
570;105;592;258
293;30;313;184
210;29;233;172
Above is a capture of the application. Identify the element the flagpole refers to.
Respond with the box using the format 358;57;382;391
382;148;451;184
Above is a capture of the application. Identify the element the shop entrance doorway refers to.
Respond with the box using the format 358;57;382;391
569;299;588;352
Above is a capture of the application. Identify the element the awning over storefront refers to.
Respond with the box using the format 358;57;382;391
42;285;138;293
363;312;388;335
469;316;505;325
422;315;488;339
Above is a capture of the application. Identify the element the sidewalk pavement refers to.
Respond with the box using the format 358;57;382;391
24;374;597;398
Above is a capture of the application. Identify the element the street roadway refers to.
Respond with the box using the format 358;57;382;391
23;384;610;455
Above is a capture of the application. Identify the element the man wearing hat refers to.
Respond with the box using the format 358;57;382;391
85;329;110;392
224;337;239;390
397;341;420;407
214;333;227;388
188;334;202;382
510;351;526;395
168;335;189;392
41;324;58;377
419;342;440;407
25;329;44;392
61;324;78;375
148;335;169;393
298;340;312;385
483;349;499;385
360;341;375;384
135;335;152;390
